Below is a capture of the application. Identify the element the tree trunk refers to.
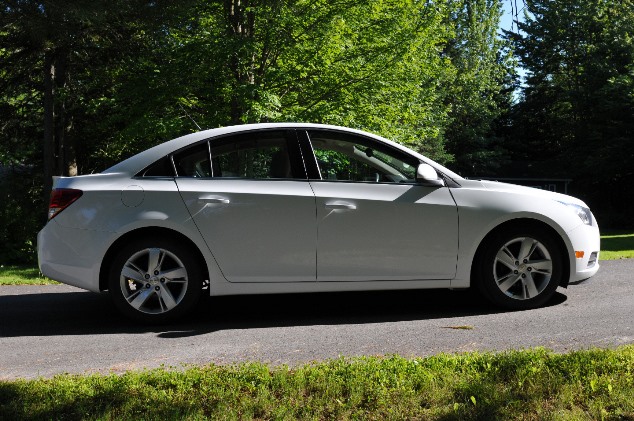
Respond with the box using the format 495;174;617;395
43;53;55;213
53;52;77;176
225;0;256;124
43;50;76;216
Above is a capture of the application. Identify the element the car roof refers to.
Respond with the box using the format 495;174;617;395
102;123;462;180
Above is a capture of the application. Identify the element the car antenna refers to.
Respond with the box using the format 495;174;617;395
178;103;202;131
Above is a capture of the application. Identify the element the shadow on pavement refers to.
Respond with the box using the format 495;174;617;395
0;287;566;338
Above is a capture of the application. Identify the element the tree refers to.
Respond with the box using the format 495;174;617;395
506;0;634;226
1;1;187;198
442;0;516;176
99;0;458;165
0;1;185;262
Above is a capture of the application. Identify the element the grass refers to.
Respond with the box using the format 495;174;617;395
1;347;633;420
0;265;57;285
600;231;634;260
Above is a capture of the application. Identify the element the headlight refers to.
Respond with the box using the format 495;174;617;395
558;201;593;226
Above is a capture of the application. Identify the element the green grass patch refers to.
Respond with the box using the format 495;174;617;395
0;265;57;285
601;231;634;260
1;347;633;420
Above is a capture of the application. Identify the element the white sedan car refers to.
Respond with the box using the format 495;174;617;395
38;123;600;322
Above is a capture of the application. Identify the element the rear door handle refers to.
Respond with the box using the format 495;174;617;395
198;196;230;204
325;202;356;210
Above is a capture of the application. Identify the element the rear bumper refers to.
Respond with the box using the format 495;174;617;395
37;221;112;292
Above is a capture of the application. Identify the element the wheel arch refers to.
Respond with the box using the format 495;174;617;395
98;227;210;291
470;218;571;289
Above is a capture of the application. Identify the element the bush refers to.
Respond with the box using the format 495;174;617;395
0;165;44;265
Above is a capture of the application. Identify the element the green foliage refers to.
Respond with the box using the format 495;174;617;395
72;0;512;173
18;0;506;169
1;347;634;419
109;0;459;163
443;0;517;176
505;0;634;227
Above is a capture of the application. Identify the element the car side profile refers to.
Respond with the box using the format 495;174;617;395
38;123;600;322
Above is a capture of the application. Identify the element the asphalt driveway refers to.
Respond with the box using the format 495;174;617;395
0;259;632;379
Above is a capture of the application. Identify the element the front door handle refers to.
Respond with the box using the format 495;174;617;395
198;196;230;204
325;202;356;210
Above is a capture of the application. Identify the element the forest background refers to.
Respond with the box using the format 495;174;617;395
1;0;632;264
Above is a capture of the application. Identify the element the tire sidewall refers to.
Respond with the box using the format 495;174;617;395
108;237;203;323
477;227;563;310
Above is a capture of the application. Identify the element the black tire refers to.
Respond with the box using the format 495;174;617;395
476;226;563;310
108;237;203;323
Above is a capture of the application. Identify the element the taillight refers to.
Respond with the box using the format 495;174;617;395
48;188;83;220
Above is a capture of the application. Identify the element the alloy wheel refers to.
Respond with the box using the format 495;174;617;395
119;247;189;314
493;236;553;300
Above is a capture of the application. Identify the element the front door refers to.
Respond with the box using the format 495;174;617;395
305;130;459;281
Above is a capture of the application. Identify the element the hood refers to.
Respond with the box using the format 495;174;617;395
471;179;588;207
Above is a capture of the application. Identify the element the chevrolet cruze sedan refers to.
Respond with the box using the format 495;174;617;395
38;123;600;322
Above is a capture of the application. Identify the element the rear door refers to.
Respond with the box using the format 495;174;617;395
175;129;317;283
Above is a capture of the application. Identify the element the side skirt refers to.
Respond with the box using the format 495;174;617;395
208;279;455;297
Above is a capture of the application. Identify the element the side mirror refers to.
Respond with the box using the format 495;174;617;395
416;163;445;187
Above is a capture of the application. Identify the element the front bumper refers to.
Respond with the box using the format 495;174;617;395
566;220;601;283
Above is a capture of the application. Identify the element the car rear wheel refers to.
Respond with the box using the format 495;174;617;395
477;227;563;310
108;238;203;323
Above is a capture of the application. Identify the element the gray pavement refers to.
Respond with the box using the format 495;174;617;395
0;259;632;379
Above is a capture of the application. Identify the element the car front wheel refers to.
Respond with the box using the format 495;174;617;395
477;227;563;310
108;238;203;323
